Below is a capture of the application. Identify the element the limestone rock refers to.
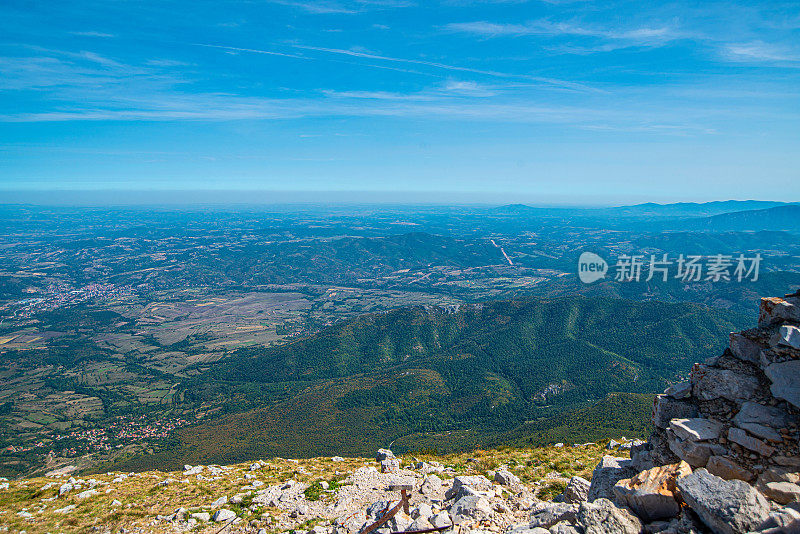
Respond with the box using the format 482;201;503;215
446;475;493;499
529;503;578;529
775;325;800;350
389;511;412;532
421;474;442;495
409;516;434;531
733;401;788;442
577;498;643;534
213;509;237;522
653;395;697;429
449;495;492;524
766;505;800;533
76;489;98;500
413;502;433;520
612;461;692;522
549;522;581;534
664;381;692;399
669;418;723;442
761;482;800;505
728;333;764;364
691;365;759;405
666;430;725;468
587;456;637;502
376;449;395;462
676;468;771;534
380;457;400;473
564;476;591;503
496;469;520;486
759;296;800;327
765;359;800;409
430;511;451;528
727;427;776;457
705;456;754;483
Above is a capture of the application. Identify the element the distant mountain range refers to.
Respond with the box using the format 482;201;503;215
491;200;793;220
491;201;800;233
665;204;800;233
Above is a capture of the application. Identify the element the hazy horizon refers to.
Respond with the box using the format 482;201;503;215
0;189;797;207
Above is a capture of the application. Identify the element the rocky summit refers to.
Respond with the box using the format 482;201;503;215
1;293;799;534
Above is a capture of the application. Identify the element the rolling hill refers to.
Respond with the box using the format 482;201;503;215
105;296;748;472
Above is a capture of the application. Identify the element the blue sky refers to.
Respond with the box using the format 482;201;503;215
1;0;799;204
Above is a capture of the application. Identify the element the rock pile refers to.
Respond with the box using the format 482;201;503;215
512;293;800;533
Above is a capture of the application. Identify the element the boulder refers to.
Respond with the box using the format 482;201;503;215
728;333;764;364
449;495;492;524
760;467;800;485
576;498;643;534
705;456;754;482
733;402;788;441
653;395;697;429
212;509;237;522
192;512;211;522
759;296;800;327
761;482;800;505
669;418;723;442
775;325;800;350
664;381;692;399
76;489;98;500
727;427;776;457
549;522;581;534
564;476;591;503
587;456;637;502
630;442;654;472
766;505;800;533
445;475;493;499
412;502;433;519
612;462;692;522
421;474;442;495
430;512;451;528
676;468;771;534
380;458;400;473
508;527;550;534
529;503;578;529
666;430;725;468
691;365;759;405
376;449;395;462
765;360;800;409
389;511;412;532
408;517;434;531
495;469;521;486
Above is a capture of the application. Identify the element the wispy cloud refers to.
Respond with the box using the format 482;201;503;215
290;44;601;92
443;20;678;45
69;31;116;38
264;0;413;14
194;43;307;60
721;41;800;64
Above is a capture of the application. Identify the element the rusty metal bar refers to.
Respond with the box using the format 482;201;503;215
391;525;453;534
360;492;410;534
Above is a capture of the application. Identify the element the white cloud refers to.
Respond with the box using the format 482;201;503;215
722;41;799;63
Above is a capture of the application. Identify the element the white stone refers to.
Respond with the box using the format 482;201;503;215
670;418;723;442
213;509;237;522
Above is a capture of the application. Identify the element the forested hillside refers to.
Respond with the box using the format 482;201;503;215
107;297;748;472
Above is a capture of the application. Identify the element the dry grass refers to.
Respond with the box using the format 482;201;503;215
0;442;624;533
